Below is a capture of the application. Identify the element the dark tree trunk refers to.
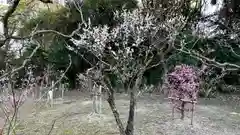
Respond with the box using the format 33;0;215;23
125;75;142;135
104;76;126;135
0;49;6;70
180;102;185;120
125;88;136;135
104;71;143;135
107;96;126;135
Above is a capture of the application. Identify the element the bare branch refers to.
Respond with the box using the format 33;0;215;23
177;48;240;70
10;24;82;40
0;41;40;79
47;119;56;135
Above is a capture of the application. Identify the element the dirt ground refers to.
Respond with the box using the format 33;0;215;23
10;91;240;135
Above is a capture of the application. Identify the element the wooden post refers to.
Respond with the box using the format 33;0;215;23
39;85;42;100
171;100;175;120
168;97;197;125
31;84;35;99
7;81;11;95
34;83;40;99
91;84;102;114
191;103;195;125
47;81;54;107
92;84;97;113
98;85;102;114
180;101;185;120
47;90;53;107
61;84;65;100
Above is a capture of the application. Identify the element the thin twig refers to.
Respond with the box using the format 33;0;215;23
47;119;57;135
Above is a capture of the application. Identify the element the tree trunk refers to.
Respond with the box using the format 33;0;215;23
0;49;6;70
125;75;142;135
105;76;126;135
107;95;126;135
125;88;136;135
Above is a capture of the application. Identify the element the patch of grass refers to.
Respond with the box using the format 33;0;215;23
61;129;74;135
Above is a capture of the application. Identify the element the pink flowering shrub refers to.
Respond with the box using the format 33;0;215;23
167;64;200;101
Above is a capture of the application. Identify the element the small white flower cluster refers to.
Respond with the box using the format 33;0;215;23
113;10;156;47
160;15;186;41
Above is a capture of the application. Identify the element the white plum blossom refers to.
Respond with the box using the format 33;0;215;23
71;9;157;60
71;9;161;82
